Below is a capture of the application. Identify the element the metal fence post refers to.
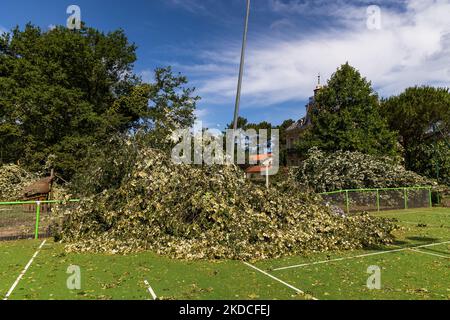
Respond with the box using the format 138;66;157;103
345;190;350;214
376;189;380;212
429;187;433;208
35;201;41;240
404;188;408;210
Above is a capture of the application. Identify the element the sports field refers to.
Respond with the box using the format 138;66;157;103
1;208;449;300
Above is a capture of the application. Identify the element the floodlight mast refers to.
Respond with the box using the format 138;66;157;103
233;0;251;131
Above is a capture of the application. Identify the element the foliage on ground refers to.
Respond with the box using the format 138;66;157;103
54;139;397;260
0;164;37;201
291;148;441;193
0;164;68;202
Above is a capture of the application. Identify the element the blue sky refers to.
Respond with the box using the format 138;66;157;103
1;0;449;129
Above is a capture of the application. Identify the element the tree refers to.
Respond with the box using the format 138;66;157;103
225;117;295;165
0;24;198;178
141;66;198;150
407;141;449;186
380;86;450;185
226;116;248;130
277;119;294;166
297;63;397;156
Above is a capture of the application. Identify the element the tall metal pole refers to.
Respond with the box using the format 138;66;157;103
233;0;251;131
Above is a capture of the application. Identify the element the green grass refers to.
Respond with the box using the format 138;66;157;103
0;208;448;300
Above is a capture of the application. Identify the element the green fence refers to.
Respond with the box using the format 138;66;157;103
0;200;80;241
320;186;433;214
0;187;436;240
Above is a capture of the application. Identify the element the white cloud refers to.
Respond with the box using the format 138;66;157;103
0;25;8;35
185;0;450;107
194;108;224;129
167;0;209;14
194;108;209;120
270;18;296;30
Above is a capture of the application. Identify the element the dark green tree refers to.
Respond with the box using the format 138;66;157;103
297;63;397;156
226;116;249;130
226;117;294;166
0;24;198;178
226;117;273;132
277;119;295;166
381;86;450;185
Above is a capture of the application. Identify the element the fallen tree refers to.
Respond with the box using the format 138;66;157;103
0;164;37;201
54;138;397;260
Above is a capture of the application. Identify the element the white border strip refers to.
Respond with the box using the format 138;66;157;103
408;248;449;259
3;240;47;300
273;240;450;271
144;280;157;300
243;262;318;300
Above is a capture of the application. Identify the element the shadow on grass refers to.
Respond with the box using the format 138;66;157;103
364;236;442;252
391;240;409;247
406;236;440;243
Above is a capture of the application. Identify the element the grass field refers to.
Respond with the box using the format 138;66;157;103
0;208;449;300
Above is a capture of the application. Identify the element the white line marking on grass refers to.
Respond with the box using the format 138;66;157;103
144;280;157;300
408;248;450;259
243;262;318;300
3;239;47;300
273;240;450;271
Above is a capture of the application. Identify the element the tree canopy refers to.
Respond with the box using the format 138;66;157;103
0;24;198;178
381;86;450;185
297;63;397;156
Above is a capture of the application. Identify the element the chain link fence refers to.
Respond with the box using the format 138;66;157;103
321;187;433;214
0;187;436;241
0;200;80;241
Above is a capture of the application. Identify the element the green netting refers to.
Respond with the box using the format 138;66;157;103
0;200;80;241
0;188;432;241
349;190;378;212
407;189;430;209
379;189;405;211
321;187;432;214
321;192;346;211
0;204;36;240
